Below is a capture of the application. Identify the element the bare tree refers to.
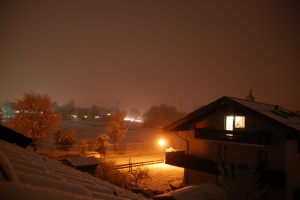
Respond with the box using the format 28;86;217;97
96;133;110;156
130;166;151;187
106;112;128;151
9;92;60;150
95;160;131;189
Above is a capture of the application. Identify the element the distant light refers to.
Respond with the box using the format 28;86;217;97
158;139;166;147
124;116;144;123
226;133;234;137
107;113;111;116
71;114;77;118
83;115;88;119
95;115;99;119
15;110;20;114
124;116;131;121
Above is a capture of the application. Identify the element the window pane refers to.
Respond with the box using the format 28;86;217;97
226;116;234;131
235;116;245;128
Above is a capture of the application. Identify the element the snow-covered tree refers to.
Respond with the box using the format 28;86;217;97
54;129;77;151
9;92;60;148
106;111;127;151
96;133;110;155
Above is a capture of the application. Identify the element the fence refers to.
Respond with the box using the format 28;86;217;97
35;142;155;158
114;159;164;170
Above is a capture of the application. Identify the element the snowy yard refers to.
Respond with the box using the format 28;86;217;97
139;163;184;192
40;120;185;193
105;153;184;192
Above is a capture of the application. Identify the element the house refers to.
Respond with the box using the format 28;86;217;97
0;125;32;148
58;156;99;175
164;96;300;200
0;126;144;200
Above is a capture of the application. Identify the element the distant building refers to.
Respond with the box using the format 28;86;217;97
164;96;300;200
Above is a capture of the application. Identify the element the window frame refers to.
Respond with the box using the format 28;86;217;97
225;115;245;131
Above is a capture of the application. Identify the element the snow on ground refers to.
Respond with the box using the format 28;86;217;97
105;152;165;165
44;120;185;192
137;163;184;192
104;153;183;191
59;120;185;151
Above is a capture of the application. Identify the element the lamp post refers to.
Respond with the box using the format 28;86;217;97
158;139;166;148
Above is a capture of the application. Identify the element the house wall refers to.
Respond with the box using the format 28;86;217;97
183;130;217;185
194;109;286;172
285;140;300;200
180;108;289;199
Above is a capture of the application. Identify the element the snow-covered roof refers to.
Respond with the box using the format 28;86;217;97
62;156;99;167
154;183;226;200
0;139;144;200
230;97;300;132
164;96;300;133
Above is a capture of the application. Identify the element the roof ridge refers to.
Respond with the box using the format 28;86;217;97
165;96;300;133
228;96;280;107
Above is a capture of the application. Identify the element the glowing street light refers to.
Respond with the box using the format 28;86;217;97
158;139;166;147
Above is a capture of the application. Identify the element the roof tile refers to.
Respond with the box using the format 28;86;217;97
0;139;145;200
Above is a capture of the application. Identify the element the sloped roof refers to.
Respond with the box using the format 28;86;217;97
230;97;300;132
153;183;226;200
62;156;99;167
164;96;300;134
0;125;32;148
0;139;144;200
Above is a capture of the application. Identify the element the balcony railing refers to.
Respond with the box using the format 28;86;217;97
165;151;286;188
165;151;220;175
195;128;271;145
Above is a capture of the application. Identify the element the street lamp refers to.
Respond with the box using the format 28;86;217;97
158;139;166;147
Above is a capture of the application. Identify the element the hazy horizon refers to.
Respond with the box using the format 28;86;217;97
1;0;299;112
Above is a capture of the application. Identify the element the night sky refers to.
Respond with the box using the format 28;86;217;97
1;0;299;112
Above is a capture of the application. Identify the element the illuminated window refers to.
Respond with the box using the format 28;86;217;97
226;116;234;131
225;115;245;131
235;116;245;128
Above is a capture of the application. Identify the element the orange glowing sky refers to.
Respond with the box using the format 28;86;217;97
1;0;299;112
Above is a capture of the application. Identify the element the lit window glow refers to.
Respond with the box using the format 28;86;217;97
225;115;245;131
235;116;245;128
226;116;234;131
